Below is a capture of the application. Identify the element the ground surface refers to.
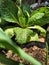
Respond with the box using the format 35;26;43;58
6;45;49;65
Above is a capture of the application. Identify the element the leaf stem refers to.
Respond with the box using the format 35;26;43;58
45;42;48;65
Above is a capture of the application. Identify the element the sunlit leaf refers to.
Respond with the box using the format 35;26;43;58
28;7;49;26
14;27;33;44
30;33;39;41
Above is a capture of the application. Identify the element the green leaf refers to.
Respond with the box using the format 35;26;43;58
17;6;26;27
28;12;44;26
23;10;30;24
37;7;49;13
0;0;18;23
23;10;30;18
5;28;14;38
0;54;24;65
34;15;49;26
18;17;26;27
45;42;48;65
31;7;49;16
28;25;46;37
31;13;44;20
30;33;39;41
0;29;42;65
17;6;23;17
22;4;30;25
14;27;33;44
28;7;49;26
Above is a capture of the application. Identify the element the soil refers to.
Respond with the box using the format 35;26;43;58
5;45;49;65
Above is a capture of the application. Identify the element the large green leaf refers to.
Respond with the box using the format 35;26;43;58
29;13;44;21
14;27;33;44
31;7;49;15
0;54;24;65
28;7;49;26
28;12;45;26
34;15;49;25
0;29;42;65
0;0;18;23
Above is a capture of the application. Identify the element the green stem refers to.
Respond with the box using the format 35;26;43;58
15;45;42;65
45;42;48;65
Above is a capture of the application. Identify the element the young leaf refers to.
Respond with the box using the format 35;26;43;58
17;6;26;27
14;27;33;44
0;0;18;23
23;10;30;24
18;17;26;27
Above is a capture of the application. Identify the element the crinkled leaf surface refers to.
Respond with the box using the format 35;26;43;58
0;0;18;23
28;12;45;26
28;7;49;26
29;13;44;21
14;27;33;44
